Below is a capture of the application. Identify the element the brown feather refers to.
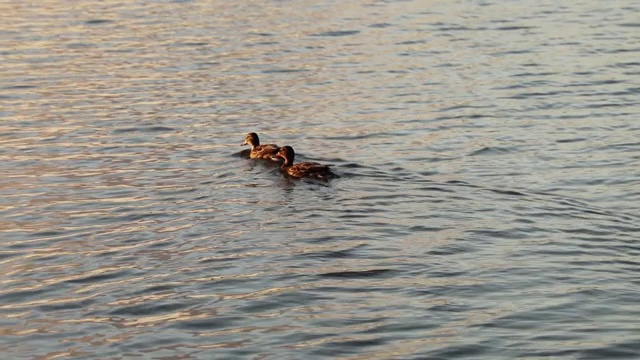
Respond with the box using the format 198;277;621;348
276;146;337;179
250;144;280;159
243;133;281;161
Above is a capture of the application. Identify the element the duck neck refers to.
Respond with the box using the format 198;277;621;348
281;158;292;169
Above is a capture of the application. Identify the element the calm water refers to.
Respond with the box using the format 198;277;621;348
2;0;640;358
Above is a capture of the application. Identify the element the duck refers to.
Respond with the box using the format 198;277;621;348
242;132;280;160
276;146;338;180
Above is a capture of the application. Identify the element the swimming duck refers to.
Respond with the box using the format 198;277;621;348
276;146;337;180
242;132;280;160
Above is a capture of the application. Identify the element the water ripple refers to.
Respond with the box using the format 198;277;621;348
2;0;640;358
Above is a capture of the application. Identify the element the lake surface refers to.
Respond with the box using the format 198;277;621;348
2;0;640;358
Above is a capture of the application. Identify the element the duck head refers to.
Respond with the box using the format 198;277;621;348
276;145;295;165
242;132;260;147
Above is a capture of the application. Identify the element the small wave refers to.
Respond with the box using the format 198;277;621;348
311;30;360;37
84;19;113;25
468;146;513;156
318;269;393;278
262;68;309;74
495;26;537;31
113;126;177;133
488;188;527;196
369;23;393;28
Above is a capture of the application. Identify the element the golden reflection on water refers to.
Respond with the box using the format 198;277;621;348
0;293;99;311
2;0;639;358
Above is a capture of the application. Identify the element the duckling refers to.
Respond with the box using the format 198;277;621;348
242;132;280;160
276;146;337;180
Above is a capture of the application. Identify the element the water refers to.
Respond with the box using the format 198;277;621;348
2;0;640;358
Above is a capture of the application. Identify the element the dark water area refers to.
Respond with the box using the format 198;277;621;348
2;0;640;359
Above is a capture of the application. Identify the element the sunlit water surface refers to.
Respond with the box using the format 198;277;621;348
2;0;640;358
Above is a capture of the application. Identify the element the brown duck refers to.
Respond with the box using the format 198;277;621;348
276;146;337;180
242;132;280;160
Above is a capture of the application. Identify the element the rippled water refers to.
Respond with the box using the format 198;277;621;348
2;0;640;358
